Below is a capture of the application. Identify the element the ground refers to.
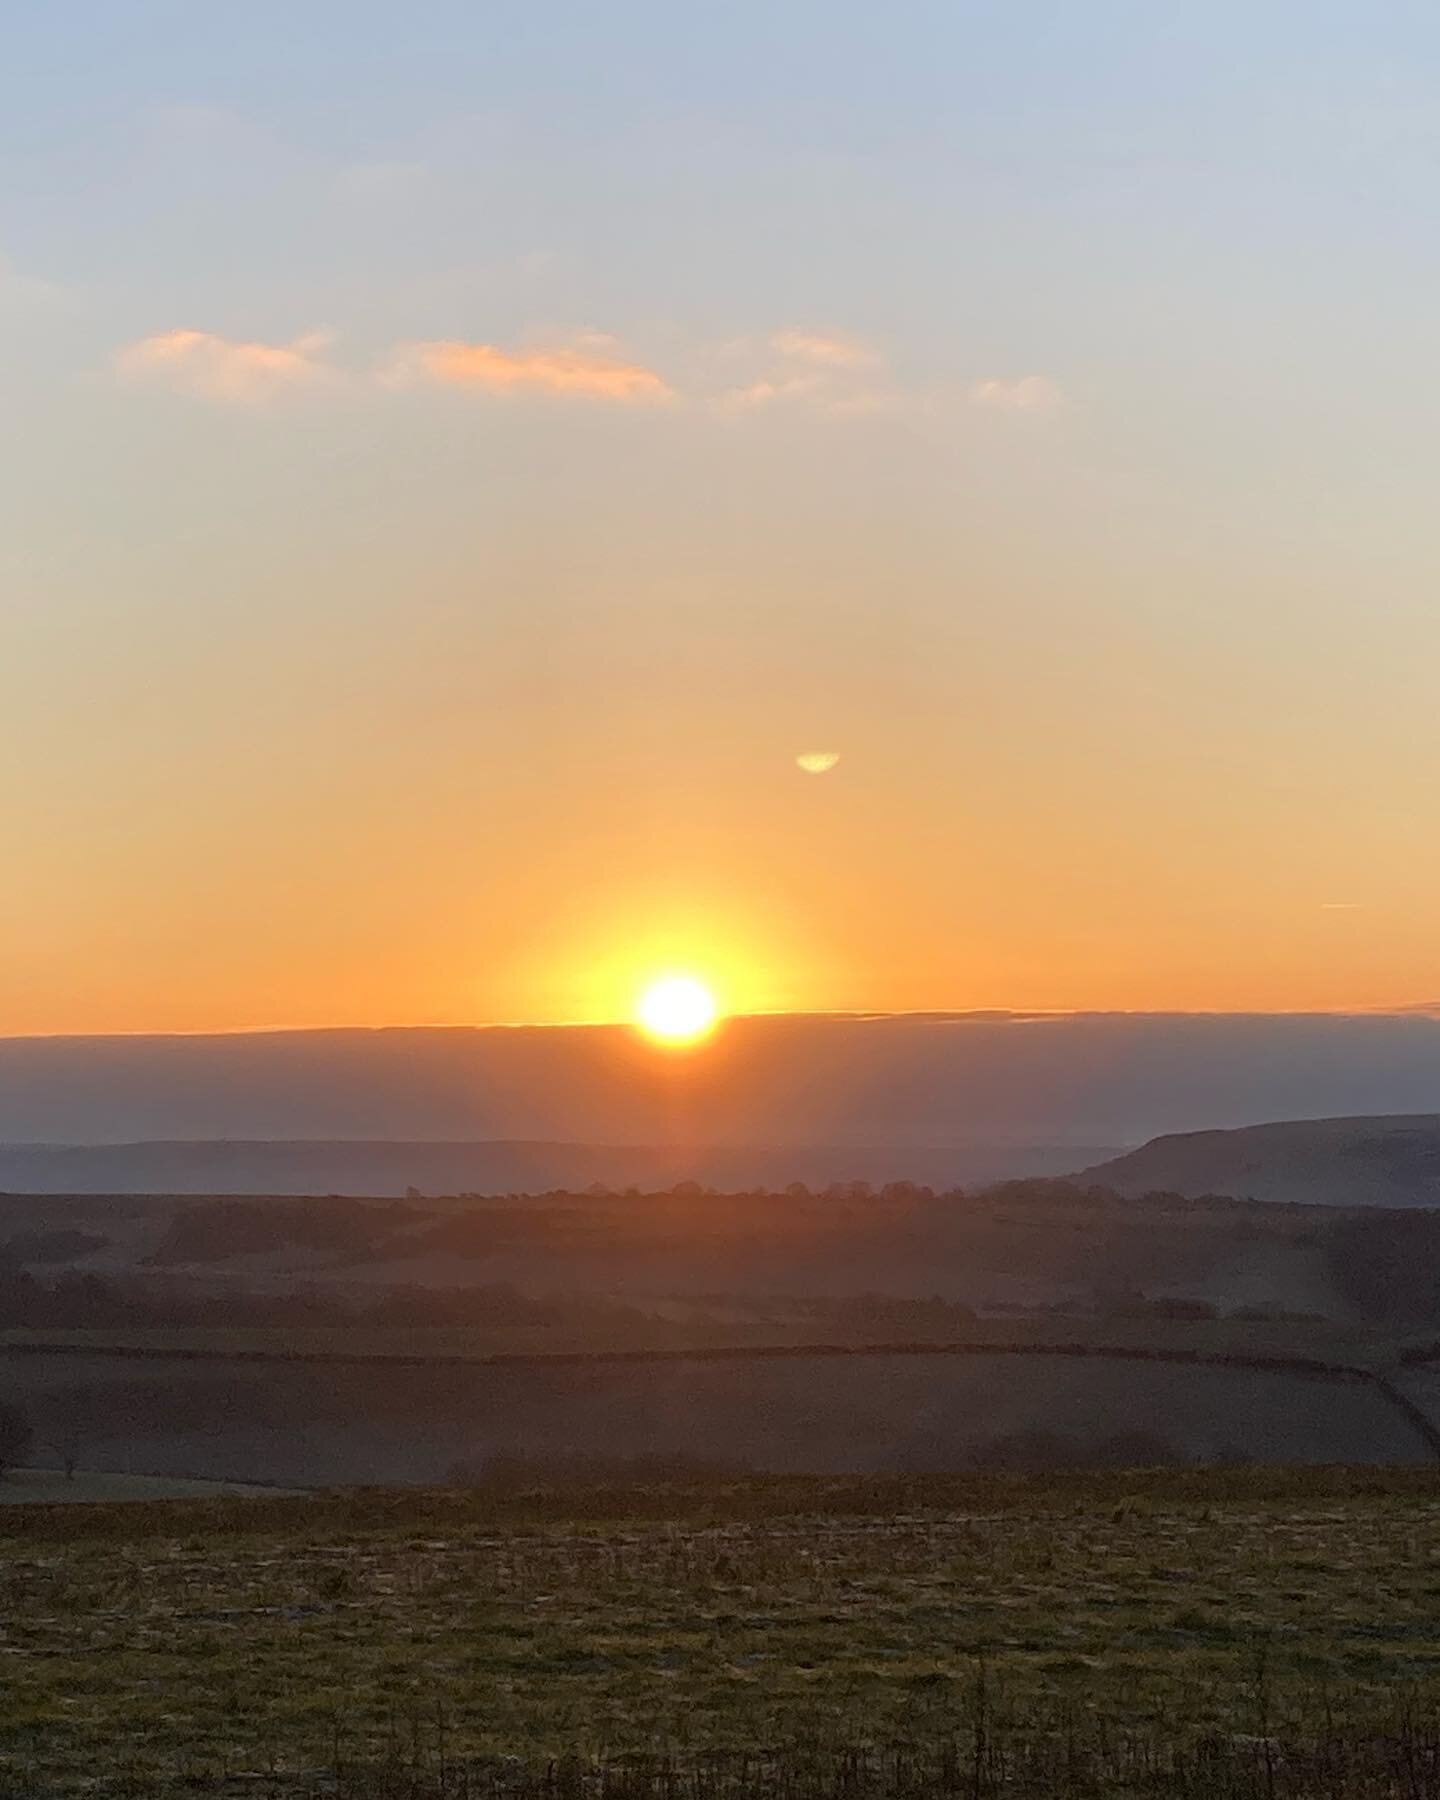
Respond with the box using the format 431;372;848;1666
2;1469;1440;1795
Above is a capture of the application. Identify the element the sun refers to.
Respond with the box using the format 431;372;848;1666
635;975;719;1046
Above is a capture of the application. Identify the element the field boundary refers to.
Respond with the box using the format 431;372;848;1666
5;1333;1440;1460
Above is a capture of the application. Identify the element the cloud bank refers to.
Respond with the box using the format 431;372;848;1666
114;322;1066;427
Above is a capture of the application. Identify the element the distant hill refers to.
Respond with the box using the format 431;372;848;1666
1080;1116;1440;1207
0;1137;1106;1198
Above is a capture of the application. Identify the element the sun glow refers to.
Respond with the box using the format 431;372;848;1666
635;976;720;1045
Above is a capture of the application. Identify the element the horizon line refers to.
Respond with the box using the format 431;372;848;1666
3;1002;1440;1044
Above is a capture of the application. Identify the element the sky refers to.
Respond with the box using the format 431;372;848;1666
5;1;1440;1033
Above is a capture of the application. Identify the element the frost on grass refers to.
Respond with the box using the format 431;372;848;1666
0;1474;1438;1794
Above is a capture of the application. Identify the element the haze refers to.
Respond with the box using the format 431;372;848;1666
4;1010;1440;1150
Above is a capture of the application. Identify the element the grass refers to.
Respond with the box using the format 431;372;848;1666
262;1725;1440;1798
1;1469;1440;1794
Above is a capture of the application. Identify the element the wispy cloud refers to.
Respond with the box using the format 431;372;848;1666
115;329;336;404
716;375;828;412
715;329;897;415
970;375;1065;413
387;338;673;403
770;329;882;371
110;320;975;424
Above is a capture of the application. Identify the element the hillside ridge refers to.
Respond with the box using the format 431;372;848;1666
1081;1114;1440;1206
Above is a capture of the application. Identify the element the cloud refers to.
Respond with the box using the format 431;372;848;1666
115;329;336;404
970;375;1064;413
716;375;827;412
387;338;673;403
715;330;897;415
110;320;910;420
716;374;911;420
796;752;841;774
771;330;882;371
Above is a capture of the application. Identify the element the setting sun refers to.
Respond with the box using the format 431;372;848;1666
635;976;720;1046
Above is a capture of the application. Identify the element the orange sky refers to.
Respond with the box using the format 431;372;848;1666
7;461;1439;1033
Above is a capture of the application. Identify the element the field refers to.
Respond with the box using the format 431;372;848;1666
6;1469;1440;1796
0;1340;1426;1491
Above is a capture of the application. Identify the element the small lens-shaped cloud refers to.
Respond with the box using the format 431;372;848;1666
796;752;840;774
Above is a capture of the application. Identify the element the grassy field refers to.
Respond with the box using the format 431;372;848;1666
4;1469;1440;1795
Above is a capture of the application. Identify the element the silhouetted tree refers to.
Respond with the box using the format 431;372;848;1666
44;1424;81;1482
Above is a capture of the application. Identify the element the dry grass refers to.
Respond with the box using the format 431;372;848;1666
2;1469;1440;1795
271;1722;1440;1799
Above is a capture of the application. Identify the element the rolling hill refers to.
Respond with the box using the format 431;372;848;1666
1081;1115;1440;1207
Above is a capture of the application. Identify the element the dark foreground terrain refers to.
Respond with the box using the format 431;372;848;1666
7;1467;1440;1797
